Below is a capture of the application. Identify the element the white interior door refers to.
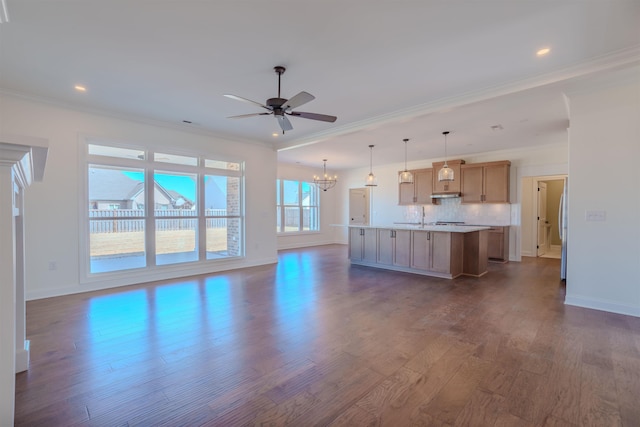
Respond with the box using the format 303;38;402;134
349;188;369;225
537;182;547;256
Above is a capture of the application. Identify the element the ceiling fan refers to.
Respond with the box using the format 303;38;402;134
224;66;337;134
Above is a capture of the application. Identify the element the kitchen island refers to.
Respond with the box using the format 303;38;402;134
347;224;489;279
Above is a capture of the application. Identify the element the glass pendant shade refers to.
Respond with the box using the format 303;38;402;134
365;144;378;187
399;138;414;184
438;164;454;182
399;170;414;184
313;159;337;191
438;131;455;182
365;172;378;187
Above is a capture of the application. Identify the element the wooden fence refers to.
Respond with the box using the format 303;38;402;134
89;209;229;233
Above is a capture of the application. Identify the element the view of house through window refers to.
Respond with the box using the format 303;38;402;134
86;144;243;275
276;179;319;233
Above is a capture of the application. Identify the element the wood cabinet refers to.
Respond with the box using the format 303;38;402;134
411;230;463;276
461;160;511;203
377;229;411;267
463;230;489;277
348;226;488;279
398;168;434;205
487;226;509;262
349;227;377;262
431;159;465;193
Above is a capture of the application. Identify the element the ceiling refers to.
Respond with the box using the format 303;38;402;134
1;1;639;170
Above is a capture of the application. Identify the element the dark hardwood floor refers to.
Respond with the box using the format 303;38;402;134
15;245;640;426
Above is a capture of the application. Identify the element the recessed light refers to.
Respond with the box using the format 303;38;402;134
74;85;87;92
536;47;551;57
272;133;279;137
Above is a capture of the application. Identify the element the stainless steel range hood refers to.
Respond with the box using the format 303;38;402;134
431;192;461;199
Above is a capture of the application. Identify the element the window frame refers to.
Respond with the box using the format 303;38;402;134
79;137;245;283
276;179;320;234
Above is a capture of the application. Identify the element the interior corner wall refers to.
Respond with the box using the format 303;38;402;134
276;162;341;249
0;94;279;300
565;75;640;317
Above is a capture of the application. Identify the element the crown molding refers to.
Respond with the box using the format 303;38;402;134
277;45;640;152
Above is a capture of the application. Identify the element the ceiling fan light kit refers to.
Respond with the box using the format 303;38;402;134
313;159;338;191
224;66;337;134
365;145;378;187
399;138;414;184
438;131;455;182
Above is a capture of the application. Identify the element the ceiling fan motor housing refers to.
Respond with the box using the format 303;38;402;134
267;97;287;115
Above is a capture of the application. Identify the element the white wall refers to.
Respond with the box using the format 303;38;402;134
276;162;341;249
0;94;278;300
565;72;640;317
334;143;568;262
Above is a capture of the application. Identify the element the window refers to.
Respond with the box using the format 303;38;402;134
85;142;244;276
276;179;319;233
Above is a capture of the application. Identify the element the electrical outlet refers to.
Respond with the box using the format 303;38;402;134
585;210;606;222
48;261;57;271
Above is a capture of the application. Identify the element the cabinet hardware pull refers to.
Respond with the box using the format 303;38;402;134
427;231;430;240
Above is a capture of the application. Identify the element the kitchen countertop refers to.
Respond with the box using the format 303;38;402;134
341;224;491;233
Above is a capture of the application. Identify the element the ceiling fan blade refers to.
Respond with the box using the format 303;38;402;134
223;94;271;111
277;115;293;132
288;111;337;123
227;112;272;119
282;91;315;111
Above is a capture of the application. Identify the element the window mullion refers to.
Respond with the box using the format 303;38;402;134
145;166;155;267
198;173;206;260
299;181;304;232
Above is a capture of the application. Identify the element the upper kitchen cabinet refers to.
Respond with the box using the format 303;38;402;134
432;159;465;194
461;160;511;203
398;168;435;205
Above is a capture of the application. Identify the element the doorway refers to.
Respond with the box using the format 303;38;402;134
349;187;370;226
521;175;566;259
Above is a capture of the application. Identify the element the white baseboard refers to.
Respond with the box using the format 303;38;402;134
26;256;279;301
15;340;29;373
277;240;335;250
565;295;640;318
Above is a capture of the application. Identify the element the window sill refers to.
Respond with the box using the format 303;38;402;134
277;231;322;237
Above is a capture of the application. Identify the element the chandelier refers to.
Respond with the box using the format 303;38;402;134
313;159;338;191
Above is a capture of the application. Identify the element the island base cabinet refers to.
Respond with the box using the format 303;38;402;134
349;227;377;262
348;227;488;280
411;231;431;271
433;232;463;275
463;230;489;276
411;231;464;277
377;229;411;267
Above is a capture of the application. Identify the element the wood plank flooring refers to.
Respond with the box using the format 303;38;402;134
15;245;640;426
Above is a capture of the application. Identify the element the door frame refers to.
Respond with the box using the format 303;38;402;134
521;174;567;258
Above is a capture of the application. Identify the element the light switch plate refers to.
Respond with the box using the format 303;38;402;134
585;210;606;221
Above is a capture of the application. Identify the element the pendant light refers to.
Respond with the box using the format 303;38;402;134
313;159;338;191
365;144;378;187
438;131;454;182
399;138;414;184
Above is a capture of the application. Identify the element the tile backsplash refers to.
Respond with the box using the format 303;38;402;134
402;198;511;226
